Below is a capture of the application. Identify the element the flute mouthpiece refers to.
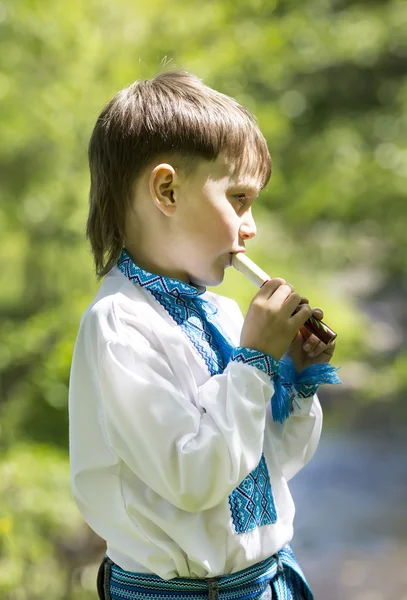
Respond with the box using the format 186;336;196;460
231;253;270;288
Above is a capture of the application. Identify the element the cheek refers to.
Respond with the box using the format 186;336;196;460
224;221;237;240
209;208;235;238
220;207;239;237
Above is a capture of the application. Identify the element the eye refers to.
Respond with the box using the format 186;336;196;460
233;194;247;206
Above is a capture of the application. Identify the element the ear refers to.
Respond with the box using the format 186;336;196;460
149;163;178;216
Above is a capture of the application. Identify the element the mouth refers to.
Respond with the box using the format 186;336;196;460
229;250;246;267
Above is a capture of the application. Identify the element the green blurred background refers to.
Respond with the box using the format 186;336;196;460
1;0;407;598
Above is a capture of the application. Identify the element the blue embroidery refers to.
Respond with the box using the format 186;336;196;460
117;249;278;535
107;547;315;600
230;346;279;378
229;455;277;534
117;249;203;298
296;383;319;398
117;250;227;375
294;360;341;397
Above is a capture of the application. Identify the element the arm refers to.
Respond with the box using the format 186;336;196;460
265;314;339;480
265;390;323;481
99;326;277;513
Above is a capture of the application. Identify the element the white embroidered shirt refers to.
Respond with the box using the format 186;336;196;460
68;256;322;580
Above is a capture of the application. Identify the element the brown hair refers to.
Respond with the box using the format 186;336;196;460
87;70;271;279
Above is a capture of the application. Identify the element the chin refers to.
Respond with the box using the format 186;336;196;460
192;269;225;288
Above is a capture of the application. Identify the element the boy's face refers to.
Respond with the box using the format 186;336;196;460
171;155;260;287
127;154;260;287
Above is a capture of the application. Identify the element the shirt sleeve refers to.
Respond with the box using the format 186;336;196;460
265;391;323;482
98;327;276;513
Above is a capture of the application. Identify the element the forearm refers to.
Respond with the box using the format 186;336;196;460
265;392;323;481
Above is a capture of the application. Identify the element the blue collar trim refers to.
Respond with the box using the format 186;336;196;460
117;249;206;299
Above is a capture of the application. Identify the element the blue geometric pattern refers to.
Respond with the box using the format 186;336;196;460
295;383;319;398
108;554;279;600
272;546;314;599
117;249;206;299
278;356;341;407
294;361;341;399
228;455;277;534
230;347;280;378
117;249;227;375
104;546;314;600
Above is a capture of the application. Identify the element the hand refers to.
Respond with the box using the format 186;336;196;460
240;279;313;360
287;307;336;373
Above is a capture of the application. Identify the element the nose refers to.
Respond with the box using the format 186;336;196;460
239;211;257;241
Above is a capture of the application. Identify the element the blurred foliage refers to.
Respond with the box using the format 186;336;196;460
0;0;406;597
0;444;86;598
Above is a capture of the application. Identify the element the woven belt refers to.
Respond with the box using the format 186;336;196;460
98;545;313;600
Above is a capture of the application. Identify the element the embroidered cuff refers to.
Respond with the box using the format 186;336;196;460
271;357;342;422
230;347;279;378
295;383;320;398
295;361;342;398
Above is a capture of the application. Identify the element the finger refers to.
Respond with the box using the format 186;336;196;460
290;303;312;328
307;334;337;356
258;278;286;299
291;298;310;317
281;291;304;317
299;324;312;339
315;339;336;357
312;307;324;320
268;283;296;306
303;334;321;354
323;339;336;355
307;340;326;357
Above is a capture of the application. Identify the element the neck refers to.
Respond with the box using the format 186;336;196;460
124;244;191;284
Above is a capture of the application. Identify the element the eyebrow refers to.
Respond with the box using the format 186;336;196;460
228;182;261;196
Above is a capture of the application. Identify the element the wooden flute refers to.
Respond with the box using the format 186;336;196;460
231;252;337;345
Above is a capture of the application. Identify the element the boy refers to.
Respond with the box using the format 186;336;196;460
69;70;339;600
